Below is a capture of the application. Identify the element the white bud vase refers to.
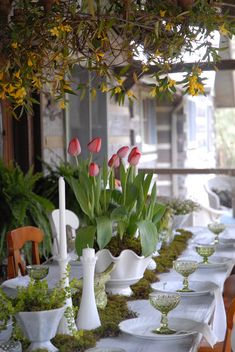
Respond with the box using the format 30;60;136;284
76;249;101;330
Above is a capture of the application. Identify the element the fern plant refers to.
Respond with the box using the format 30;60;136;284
0;160;54;263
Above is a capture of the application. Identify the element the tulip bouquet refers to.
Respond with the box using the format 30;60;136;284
66;137;166;257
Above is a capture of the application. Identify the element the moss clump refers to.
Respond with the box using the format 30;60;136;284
95;295;136;337
131;269;159;300
130;230;193;299
105;236;142;256
155;230;192;273
53;331;96;352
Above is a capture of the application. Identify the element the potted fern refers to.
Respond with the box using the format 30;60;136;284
0;160;54;265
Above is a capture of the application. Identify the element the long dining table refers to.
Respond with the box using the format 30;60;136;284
2;225;235;352
92;225;235;352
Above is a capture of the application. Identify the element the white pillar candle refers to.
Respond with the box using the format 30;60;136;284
59;177;67;260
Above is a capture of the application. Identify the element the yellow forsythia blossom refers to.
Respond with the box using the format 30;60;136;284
101;83;109;93
219;24;230;37
168;79;176;88
50;27;60;37
127;90;134;98
11;42;18;49
59;100;66;109
150;87;157;97
165;23;173;31
114;86;122;94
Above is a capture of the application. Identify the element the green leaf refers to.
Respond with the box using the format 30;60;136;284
119;64;130;76
153;203;167;229
111;207;128;221
102;158;108;189
143;173;153;199
125;183;138;210
75;226;96;256
66;176;92;219
138;220;158;257
96;216;113;249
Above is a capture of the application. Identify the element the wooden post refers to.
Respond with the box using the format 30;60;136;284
1;100;13;165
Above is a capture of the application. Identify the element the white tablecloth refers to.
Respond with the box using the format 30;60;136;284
2;226;235;352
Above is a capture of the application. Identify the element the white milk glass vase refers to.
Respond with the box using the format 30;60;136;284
76;248;101;330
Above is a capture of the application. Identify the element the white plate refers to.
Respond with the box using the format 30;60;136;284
86;348;126;352
218;238;235;246
119;317;197;341
151;280;218;296
198;256;231;269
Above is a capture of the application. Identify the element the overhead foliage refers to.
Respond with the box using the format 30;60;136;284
0;0;234;116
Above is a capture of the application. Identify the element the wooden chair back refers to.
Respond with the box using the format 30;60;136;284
223;298;235;352
7;226;44;279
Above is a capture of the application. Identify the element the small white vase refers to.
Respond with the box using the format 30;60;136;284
96;249;152;296
76;252;101;330
171;213;191;230
0;320;13;341
15;307;64;352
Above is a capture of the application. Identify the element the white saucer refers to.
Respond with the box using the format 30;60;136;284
218;238;235;247
119;317;197;340
151;280;218;296
198;256;231;269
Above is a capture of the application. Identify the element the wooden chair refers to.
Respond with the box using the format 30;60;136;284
199;296;235;352
7;226;44;279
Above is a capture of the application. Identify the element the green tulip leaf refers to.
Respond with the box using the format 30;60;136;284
138;220;158;257
111;206;128;221
96;216;113;249
75;225;96;256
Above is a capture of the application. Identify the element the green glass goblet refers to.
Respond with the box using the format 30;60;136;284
195;244;215;264
173;259;198;292
149;292;181;335
26;265;49;281
208;223;226;244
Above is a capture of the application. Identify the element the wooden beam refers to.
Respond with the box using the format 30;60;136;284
114;59;235;91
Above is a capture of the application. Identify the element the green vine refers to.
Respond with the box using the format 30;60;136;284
0;0;234;115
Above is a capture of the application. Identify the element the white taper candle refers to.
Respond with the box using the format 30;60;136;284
59;176;67;260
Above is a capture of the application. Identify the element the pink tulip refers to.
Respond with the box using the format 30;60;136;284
117;146;129;159
68;137;81;156
89;162;99;176
87;137;102;153
108;154;120;168
128;147;141;166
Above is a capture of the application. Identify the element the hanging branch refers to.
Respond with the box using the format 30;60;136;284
0;0;234;116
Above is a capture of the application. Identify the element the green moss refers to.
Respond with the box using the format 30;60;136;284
130;230;192;299
106;236;142;256
95;295;136;338
53;331;96;352
17;230;192;351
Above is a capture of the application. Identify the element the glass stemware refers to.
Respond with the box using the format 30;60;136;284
173;260;198;292
26;265;49;281
208;223;226;244
149;292;180;335
195;244;215;264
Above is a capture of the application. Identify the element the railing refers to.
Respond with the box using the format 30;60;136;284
139;168;235;176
